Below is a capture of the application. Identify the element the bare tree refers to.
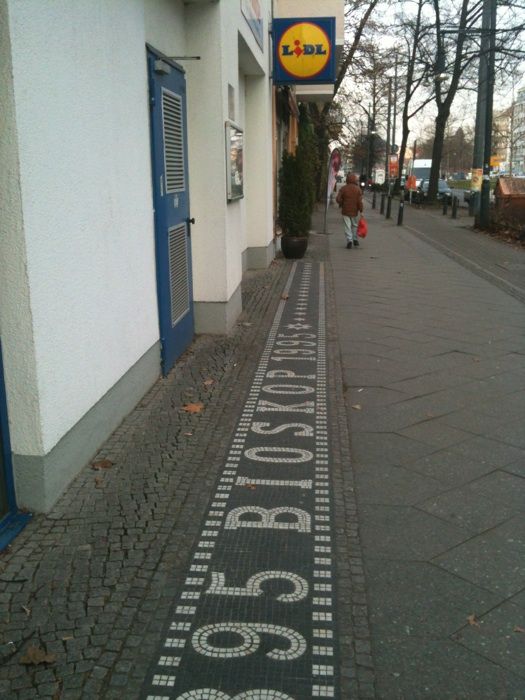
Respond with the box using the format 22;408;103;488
307;0;381;198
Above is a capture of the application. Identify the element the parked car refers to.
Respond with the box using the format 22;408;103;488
419;178;453;203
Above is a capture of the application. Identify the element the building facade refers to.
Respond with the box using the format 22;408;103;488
511;87;525;175
0;0;344;531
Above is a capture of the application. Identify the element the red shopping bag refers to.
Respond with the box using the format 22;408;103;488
357;217;368;238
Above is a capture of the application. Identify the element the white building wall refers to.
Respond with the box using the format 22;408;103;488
6;0;159;454
0;0;43;456
2;0;274;510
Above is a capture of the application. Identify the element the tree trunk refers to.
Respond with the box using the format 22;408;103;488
398;110;411;192
428;112;449;202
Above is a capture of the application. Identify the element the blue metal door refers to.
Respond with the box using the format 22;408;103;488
0;343;30;548
148;48;194;375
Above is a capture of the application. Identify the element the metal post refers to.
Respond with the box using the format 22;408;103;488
452;196;458;219
372;191;377;209
472;0;491;224
480;0;497;229
442;198;448;215
386;195;392;219
384;77;392;191
397;198;404;225
380;193;385;214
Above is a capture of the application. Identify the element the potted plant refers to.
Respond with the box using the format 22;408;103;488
278;150;311;259
278;108;318;259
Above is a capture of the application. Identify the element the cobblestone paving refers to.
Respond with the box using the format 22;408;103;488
0;232;371;699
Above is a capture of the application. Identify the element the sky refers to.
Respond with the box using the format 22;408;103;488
348;0;525;148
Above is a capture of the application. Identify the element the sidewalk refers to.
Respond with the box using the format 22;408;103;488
0;201;523;700
321;200;525;698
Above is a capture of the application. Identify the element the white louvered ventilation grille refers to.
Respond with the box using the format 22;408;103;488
168;224;190;327
162;89;185;193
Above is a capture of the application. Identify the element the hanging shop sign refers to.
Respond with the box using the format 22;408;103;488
389;155;399;178
273;17;336;84
241;0;263;49
327;148;341;201
471;168;483;192
226;121;244;201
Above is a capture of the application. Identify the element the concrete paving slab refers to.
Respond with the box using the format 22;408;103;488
398;420;472;450
468;470;525;511
449;435;525;470
346;386;411;408
322;197;525;697
373;637;513;700
457;600;525;678
509;589;525;610
366;560;500;638
436;407;510;435
351;432;435;466
359;505;467;560
354;463;445;507
504;458;525;479
417;484;518;534
490;418;525;450
434;516;525;597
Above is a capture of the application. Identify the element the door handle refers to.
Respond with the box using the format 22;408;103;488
187;217;195;225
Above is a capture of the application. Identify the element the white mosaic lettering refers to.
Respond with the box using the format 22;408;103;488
244;447;313;463
236;476;312;490
206;570;308;602
251;421;313;437
225;506;311;533
270;356;315;362
257;400;314;413
266;369;315;379
273;349;315;356
275;340;316;347
192;622;306;660
278;333;316;338
176;690;294;700
262;384;314;395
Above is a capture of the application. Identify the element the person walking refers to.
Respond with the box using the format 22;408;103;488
336;173;363;248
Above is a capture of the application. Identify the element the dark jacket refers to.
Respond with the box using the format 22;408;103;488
336;183;363;217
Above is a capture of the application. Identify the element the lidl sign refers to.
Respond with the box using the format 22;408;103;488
273;17;336;84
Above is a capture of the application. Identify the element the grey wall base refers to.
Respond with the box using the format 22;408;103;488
246;239;275;270
194;283;242;335
13;342;161;513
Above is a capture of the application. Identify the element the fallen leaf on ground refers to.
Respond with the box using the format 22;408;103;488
351;404;362;411
514;626;525;634
61;636;73;641
94;476;104;489
184;432;193;436
473;357;481;363
21;605;31;617
357;388;364;393
203;379;215;387
281;293;289;300
467;614;480;627
20;646;56;665
91;459;113;470
183;402;204;414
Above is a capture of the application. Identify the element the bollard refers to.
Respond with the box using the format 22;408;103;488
372;191;377;209
386;195;392;219
451;196;458;219
397;199;404;226
380;193;386;215
442;198;448;216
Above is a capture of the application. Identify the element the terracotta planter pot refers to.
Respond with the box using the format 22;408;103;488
281;235;308;259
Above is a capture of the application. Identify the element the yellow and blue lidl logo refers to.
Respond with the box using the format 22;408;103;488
273;17;335;84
